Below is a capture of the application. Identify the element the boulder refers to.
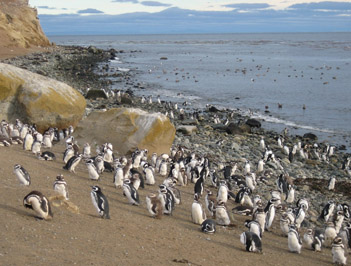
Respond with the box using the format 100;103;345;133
303;133;318;141
245;118;261;128
177;125;197;135
86;89;108;99
74;108;175;156
226;123;251;135
0;63;86;132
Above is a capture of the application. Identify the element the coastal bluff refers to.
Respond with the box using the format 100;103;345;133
0;0;51;58
0;63;86;132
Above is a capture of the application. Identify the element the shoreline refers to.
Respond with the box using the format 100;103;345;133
1;45;351;265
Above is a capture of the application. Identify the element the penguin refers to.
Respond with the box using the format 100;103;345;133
37;151;56;161
63;154;82;173
23;132;34;151
159;160;168;176
294;205;306;229
86;159;100;181
339;223;351;250
265;199;275;231
280;212;291;237
232;205;253;216
296;198;309;211
201;219;216;234
191;193;207;225
31;140;41;154
130;169;144;190
145;193;163;219
288;225;302;254
53;174;69;200
320;200;335;222
245;174;256;191
244;160;251;175
312;230;324;252
303;228;314;249
328;176;336;191
122;179;140;205
285;186;295;203
94;155;105;174
334;210;345;234
260;137;265;150
217;181;229;204
194;170;205;196
113;164;124;188
168;186;181;205
158;184;175;215
257;159;265;173
205;189;216;217
90;186;110;219
245;220;262;239
82;143;91;158
63;145;75;163
332;237;347;265
13;164;31;186
253;206;266;234
325;222;337;247
23;191;53;220
215;201;231;226
143;164;155;185
42;132;52;148
240;231;262;253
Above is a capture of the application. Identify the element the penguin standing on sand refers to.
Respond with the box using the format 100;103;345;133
23;191;53;220
240;231;262;253
23;131;33;151
13;164;31;186
191;193;206;225
37;151;56;161
288;225;302;254
320;200;335;222
143;164;155;185
217;180;229;204
158;184;175;215
215;201;231;226
245;220;262;239
123;179;140;205
332;237;347;265
264;199;275;231
63;154;82;173
90;186;110;219
113;164;124;188
201;219;216;234
328;176;336;191
146;193;163;219
280;212;291;237
63;145;75;163
205;189;216;217
53;174;69;200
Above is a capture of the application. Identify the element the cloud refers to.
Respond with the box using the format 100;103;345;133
289;1;351;10
140;1;171;7
38;6;56;10
77;8;104;14
224;3;271;9
111;0;139;3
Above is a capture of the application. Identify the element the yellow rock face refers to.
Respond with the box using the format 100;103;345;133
0;63;86;132
74;108;176;156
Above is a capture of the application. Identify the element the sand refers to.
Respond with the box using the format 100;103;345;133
0;141;336;266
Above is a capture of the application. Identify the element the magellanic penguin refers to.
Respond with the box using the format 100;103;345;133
217;180;229;204
205;189;216;217
23;191;53;220
146;193;163;219
253;206;266;234
294;205;306;229
86;159;100;181
264;199;275;231
215;201;231;226
201;219;216;234
123;179;140;205
113;164;124;188
82;143;91;158
143;164;155;185
320;200;335;223
63;154;82;173
280;212;291;237
191;193;206;225
13;164;31;186
324;222;337;247
288;225;302;254
37;151;56;161
328;176;336;191
90;186;110;219
23;132;34;151
240;231;262;253
31;140;41;154
63;145;75;163
303;228;314;250
332;237;347;265
245;220;262;239
53;174;69;200
158;184;175;215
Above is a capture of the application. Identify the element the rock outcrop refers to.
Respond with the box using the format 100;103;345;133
0;0;51;58
0;63;86;132
74;108;176;156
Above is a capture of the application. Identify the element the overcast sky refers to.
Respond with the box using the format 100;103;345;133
28;1;351;34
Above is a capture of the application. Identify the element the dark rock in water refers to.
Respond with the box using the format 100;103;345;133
160;57;168;60
86;90;108;99
303;133;318;141
88;46;102;54
245;119;261;128
208;106;220;112
120;95;133;105
181;119;199;126
226;123;251;134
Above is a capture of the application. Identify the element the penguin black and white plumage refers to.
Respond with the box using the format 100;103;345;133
191;193;207;225
201;219;216;234
332;237;347;265
296;198;309;211
328;176;336;191
232;205;253;216
23;132;34;151
294;205;306;229
63;154;82;173
339;223;351;250
303;228;314;250
13;164;31;186
209;169;219;187
123;179;140;205
286;185;295;204
280;212;291;237
83;143;91;158
320;200;335;223
253;206;266;234
264;199;275;231
146;193;163;219
217;181;229;204
205;190;216;217
312;229;324;252
37;151;56;161
23;191;53;220
53;174;69;200
94;155;105;174
240;231;262;253
113;164;124;188
245;220;262;239
288;225;302;254
42;132;52;148
159;160;168;176
31;140;41;154
325;222;337;247
90;186;110;219
334;210;345;234
194;170;205;196
215;201;231;226
143;164;155;185
158;184;175;215
63;145;75;163
130;169;144;190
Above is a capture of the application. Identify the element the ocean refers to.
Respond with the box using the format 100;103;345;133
49;33;351;150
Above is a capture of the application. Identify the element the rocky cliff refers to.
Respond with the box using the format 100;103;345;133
0;0;51;58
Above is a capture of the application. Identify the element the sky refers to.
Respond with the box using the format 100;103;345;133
29;0;351;34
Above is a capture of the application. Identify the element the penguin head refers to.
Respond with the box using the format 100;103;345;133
91;186;101;193
14;164;21;170
333;237;343;245
56;174;64;181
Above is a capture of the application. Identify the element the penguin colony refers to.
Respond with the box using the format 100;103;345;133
1;109;351;265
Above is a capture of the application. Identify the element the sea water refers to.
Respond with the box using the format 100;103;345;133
50;33;351;150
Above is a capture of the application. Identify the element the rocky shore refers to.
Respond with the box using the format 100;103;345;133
1;45;351;265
